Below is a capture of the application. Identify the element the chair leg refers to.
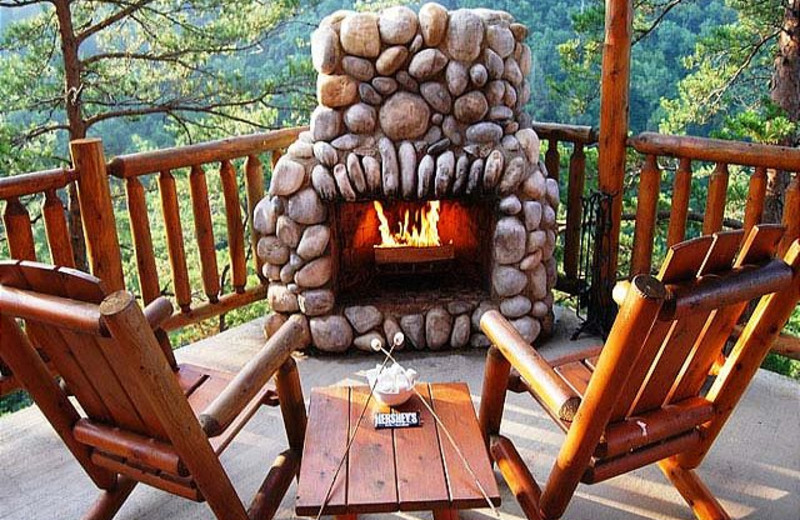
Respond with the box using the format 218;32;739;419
491;435;545;520
247;449;300;520
82;476;137;520
658;457;730;520
479;346;511;448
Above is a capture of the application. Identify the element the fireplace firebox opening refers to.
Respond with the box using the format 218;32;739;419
333;200;493;311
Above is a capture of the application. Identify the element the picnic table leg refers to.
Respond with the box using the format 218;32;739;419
334;515;357;520
433;509;459;520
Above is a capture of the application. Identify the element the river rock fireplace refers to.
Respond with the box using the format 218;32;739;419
254;5;559;352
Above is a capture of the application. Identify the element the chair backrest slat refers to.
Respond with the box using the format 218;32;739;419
630;231;743;415
668;225;785;402
60;328;151;432
41;326;114;422
0;261;170;440
608;236;713;421
601;225;791;437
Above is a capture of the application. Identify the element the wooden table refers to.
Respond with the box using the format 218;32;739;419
296;382;501;519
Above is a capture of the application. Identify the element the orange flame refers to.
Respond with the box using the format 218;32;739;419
373;201;443;248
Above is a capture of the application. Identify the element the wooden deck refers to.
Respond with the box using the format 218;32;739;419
1;309;798;519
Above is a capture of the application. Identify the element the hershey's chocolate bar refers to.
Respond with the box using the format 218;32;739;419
374;411;422;429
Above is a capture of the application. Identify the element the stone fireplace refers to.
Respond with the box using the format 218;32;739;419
254;5;558;352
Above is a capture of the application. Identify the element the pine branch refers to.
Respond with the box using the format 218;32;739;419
634;0;691;44
0;0;47;6
77;0;155;42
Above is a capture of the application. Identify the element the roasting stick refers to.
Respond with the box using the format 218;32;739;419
313;332;403;520
370;340;501;518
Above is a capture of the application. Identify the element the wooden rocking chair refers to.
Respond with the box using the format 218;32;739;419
478;225;800;520
0;260;311;520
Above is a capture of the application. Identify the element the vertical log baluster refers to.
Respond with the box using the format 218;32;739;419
631;155;661;276
545;138;560;182
220;160;247;293
158;170;192;312
270;150;283;170
702;162;729;235
667;158;692;247
244;155;265;281
3;197;36;260
189;165;221;303
125;177;160;304
563;143;586;281
743;167;767;239
779;172;799;256
42;189;75;267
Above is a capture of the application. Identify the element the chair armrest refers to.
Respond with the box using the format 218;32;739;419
143;297;173;331
199;314;310;437
480;310;581;421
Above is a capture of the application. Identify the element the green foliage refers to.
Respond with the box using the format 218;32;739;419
713;101;797;144
659;0;792;140
0;390;31;416
0;0;312;162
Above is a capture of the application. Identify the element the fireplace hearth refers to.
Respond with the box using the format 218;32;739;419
254;6;558;352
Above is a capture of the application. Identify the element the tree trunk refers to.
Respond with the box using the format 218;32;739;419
765;1;800;224
54;0;89;271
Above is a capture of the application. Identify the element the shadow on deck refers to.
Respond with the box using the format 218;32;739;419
1;308;797;520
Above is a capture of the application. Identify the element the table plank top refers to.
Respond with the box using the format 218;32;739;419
296;382;500;516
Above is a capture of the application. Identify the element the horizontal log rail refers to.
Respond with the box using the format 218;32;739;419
0;123;796;389
621;210;744;231
532;122;599;295
107;127;304;178
0;167;77;200
629;132;800;172
626;132;800;277
532;122;598;145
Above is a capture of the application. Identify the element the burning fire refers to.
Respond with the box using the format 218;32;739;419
373;201;444;248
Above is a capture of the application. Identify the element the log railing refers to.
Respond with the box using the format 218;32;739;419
105;127;303;331
0;167;79;267
0;166;81;394
627;132;800;277
532;122;599;294
0;128;302;337
625;132;800;361
1;124;797;394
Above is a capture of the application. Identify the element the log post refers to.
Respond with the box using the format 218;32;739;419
743;167;767;238
596;0;633;321
70;139;125;291
667;158;693;247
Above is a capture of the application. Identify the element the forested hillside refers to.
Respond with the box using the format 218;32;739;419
0;0;741;167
